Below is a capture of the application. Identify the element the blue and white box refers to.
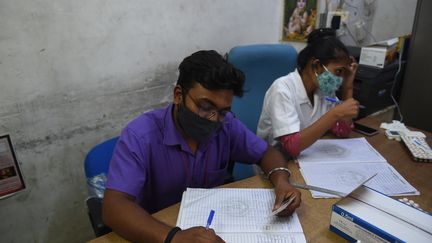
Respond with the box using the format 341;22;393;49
330;186;432;242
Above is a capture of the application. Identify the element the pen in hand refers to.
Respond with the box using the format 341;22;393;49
271;196;296;216
325;97;365;109
205;210;215;230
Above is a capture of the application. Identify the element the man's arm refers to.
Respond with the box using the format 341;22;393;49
102;189;224;243
103;189;171;242
259;146;301;216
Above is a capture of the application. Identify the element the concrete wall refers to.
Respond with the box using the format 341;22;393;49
0;1;284;242
0;0;418;242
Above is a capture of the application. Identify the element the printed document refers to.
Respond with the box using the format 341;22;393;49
297;137;386;163
296;138;418;198
300;162;418;197
176;188;306;243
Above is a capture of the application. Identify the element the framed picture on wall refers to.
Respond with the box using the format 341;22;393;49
0;134;26;199
282;0;318;42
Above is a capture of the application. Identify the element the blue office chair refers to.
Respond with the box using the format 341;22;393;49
227;44;298;181
84;137;119;237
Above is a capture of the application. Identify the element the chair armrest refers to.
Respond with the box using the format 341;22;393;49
86;197;112;237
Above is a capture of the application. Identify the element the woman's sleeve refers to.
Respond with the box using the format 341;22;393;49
279;132;301;157
330;120;354;138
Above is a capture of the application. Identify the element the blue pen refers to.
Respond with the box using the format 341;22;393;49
205;210;215;230
325;97;365;109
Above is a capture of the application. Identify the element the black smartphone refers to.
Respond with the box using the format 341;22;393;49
353;122;379;136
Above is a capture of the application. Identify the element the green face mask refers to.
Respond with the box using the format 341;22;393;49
315;65;343;96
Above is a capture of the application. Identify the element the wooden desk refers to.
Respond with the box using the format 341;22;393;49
89;113;432;243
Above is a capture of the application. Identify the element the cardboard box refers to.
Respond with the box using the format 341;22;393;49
330;186;432;242
359;38;398;68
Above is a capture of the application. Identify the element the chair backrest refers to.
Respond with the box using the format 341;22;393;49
227;44;298;132
84;137;118;237
226;44;297;181
84;137;119;179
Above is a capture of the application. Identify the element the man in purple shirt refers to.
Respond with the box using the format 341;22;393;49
103;50;301;243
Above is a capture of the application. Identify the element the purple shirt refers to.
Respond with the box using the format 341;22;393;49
106;104;267;213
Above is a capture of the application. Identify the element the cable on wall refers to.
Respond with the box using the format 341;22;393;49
390;41;404;122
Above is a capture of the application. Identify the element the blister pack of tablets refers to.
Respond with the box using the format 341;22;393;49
401;135;432;162
398;198;427;213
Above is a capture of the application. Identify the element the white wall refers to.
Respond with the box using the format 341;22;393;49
315;0;417;46
371;0;417;42
0;1;284;242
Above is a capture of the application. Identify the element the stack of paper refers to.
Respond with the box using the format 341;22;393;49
297;138;418;198
176;188;306;243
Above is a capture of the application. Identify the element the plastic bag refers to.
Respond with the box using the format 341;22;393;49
87;173;107;198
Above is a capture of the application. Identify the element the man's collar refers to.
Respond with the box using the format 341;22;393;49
162;104;185;147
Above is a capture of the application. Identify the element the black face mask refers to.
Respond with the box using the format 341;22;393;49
177;104;222;143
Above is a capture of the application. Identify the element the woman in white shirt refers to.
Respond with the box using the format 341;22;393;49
257;28;360;157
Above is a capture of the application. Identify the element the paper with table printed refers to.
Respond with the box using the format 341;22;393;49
176;188;306;243
297;138;418;198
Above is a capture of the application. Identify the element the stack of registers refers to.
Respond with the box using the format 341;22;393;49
176;188;306;243
296;137;418;198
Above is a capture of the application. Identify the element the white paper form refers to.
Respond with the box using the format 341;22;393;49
300;162;419;198
176;188;306;243
297;138;386;163
218;233;307;243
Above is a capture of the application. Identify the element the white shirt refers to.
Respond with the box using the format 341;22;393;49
257;69;335;146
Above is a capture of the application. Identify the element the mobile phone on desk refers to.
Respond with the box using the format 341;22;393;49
353;122;379;136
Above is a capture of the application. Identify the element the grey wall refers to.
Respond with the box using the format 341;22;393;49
0;0;420;242
0;0;284;242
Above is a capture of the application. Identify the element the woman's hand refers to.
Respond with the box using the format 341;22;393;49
330;98;359;120
341;56;358;99
344;56;358;84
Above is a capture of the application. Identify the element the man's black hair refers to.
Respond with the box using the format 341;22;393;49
297;28;350;70
176;50;245;97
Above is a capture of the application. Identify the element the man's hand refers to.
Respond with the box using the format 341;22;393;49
272;174;301;217
172;227;225;243
260;146;302;216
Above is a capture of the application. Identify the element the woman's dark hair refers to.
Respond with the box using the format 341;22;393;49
297;28;349;70
176;50;245;97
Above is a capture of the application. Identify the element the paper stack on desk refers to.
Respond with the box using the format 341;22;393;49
176;188;306;243
297;138;418;198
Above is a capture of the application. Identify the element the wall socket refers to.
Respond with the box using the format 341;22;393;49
326;10;349;29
